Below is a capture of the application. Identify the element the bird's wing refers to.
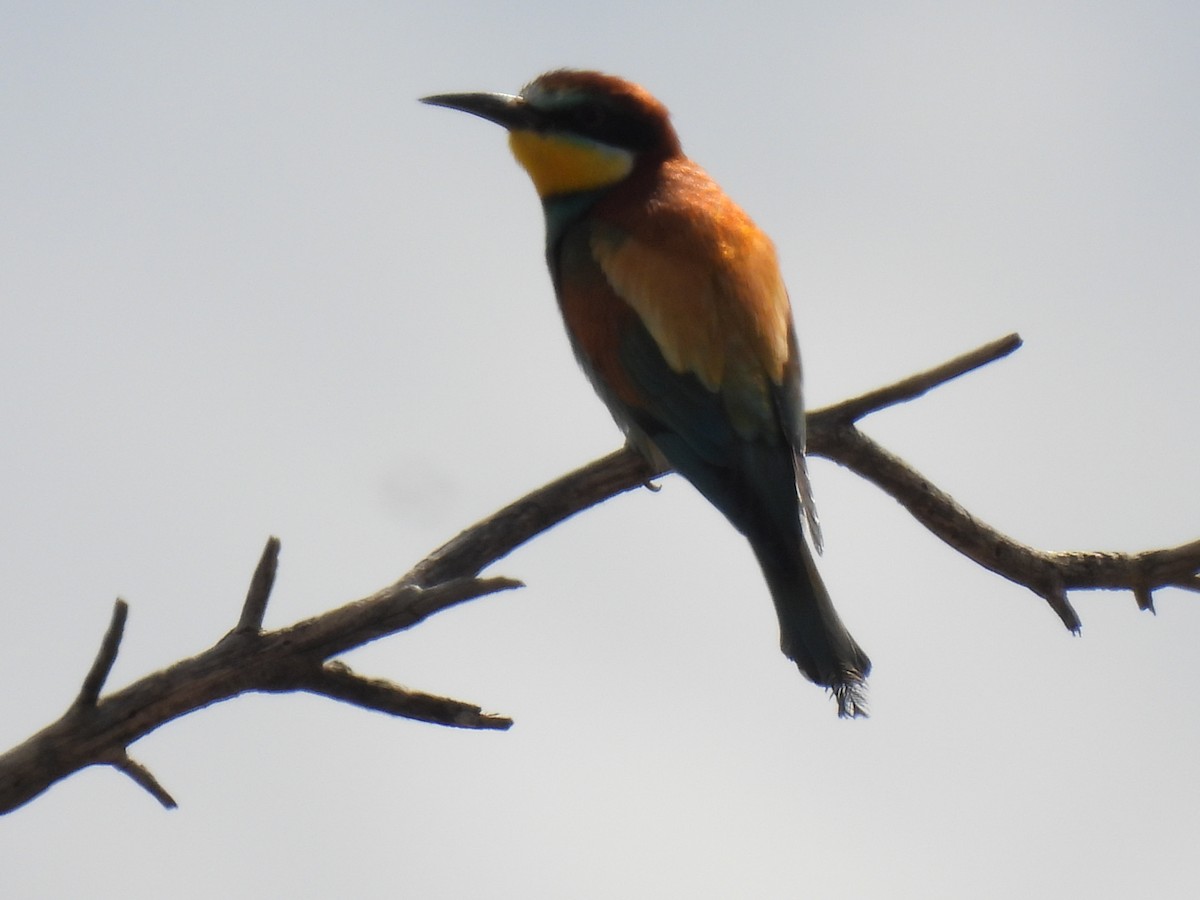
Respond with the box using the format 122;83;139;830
590;164;791;424
588;161;822;544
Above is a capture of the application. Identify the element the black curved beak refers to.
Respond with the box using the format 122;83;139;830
419;91;539;131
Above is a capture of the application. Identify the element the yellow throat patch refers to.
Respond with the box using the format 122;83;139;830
508;130;634;198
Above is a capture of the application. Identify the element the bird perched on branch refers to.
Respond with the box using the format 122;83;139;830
422;70;870;716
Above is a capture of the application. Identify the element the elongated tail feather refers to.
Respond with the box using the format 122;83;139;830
751;530;871;717
644;414;872;717
609;284;871;716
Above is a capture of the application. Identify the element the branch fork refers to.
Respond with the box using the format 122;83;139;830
2;333;1196;815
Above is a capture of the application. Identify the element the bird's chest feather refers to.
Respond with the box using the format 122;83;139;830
549;223;647;412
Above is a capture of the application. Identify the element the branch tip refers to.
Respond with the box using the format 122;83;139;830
236;535;281;633
73;599;129;711
1134;585;1156;614
815;332;1025;424
112;753;177;809
1057;601;1082;634
303;661;512;730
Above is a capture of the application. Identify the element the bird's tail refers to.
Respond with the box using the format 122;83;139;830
751;534;871;717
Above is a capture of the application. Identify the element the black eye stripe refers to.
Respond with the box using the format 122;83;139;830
574;103;605;129
545;101;658;151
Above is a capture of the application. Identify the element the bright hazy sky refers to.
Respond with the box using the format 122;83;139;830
3;3;1199;898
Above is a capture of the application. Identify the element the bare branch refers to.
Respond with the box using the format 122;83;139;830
110;753;178;810
0;572;520;815
809;424;1084;629
814;333;1023;424
300;661;512;730
1;333;1194;815
805;336;1200;627
235;536;281;634
406;447;659;588
72;599;129;711
265;575;524;662
1046;539;1200;611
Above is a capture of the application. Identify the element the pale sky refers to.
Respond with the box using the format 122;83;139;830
3;3;1199;898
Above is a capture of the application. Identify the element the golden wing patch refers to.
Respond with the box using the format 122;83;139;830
589;188;792;396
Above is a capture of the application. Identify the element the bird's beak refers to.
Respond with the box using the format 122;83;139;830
420;91;538;131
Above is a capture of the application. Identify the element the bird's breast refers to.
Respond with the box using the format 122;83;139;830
550;223;647;411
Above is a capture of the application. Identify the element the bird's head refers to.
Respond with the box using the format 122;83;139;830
421;70;682;199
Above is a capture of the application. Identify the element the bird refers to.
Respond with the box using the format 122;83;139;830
422;70;870;716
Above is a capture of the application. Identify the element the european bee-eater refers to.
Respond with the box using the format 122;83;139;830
423;70;870;716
